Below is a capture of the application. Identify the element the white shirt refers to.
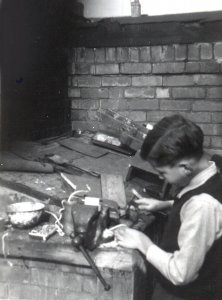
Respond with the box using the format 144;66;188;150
146;161;222;286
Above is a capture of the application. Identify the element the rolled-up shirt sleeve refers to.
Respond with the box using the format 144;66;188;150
146;194;222;285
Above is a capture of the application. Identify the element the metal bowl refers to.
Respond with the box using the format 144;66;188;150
6;202;45;228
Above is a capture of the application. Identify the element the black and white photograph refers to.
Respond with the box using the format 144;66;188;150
0;1;222;299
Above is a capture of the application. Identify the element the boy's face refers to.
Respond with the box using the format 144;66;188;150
154;163;191;187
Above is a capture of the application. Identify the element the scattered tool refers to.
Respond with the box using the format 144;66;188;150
45;154;100;177
0;157;54;173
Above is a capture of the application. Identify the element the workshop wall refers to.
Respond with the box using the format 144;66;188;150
0;256;149;300
68;42;222;153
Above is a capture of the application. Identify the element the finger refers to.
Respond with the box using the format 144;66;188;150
134;198;146;203
138;205;152;210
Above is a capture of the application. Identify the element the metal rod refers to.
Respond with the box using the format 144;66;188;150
79;245;111;291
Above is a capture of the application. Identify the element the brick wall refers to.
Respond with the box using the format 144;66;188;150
0;257;148;300
68;42;222;153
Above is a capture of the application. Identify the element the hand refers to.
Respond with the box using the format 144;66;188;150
114;226;153;255
134;198;172;212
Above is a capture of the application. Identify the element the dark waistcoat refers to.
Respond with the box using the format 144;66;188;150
158;173;222;299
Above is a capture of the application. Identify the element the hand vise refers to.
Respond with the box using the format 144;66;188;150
70;201;112;291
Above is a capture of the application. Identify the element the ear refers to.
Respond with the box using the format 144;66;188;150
178;159;193;174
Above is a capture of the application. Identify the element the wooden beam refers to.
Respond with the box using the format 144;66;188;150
68;11;222;47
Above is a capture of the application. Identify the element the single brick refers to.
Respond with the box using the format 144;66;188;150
156;88;170;98
172;87;205;99
211;136;222;148
116;47;129;62
199;123;222;136
112;273;134;300
181;112;211;123
160;100;191;111
199;61;221;73
81;88;109;98
146;111;173;122
59;271;83;292
84;48;95;62
31;268;62;289
120;63;151;74
71;76;78;87
163;75;195;86
132;76;162;86
214;42;222;61
95;48;105;63
40;286;60;300
105;48;116;62
82;275;97;293
185;62;200;73
68;88;80;98
100;99;128;110
162;45;174;61
75;63;91;74
188;44;200;60
102;76;131;86
76;48;86;63
212;112;222;123
109;87;124;98
174;44;187;61
129;47;139;62
194;74;222;86
71;110;88;121
88;110;99;121
94;64;119;75
124;87;154;98
128;111;146;122
72;121;101;132
140;47;151;62
193;101;222;112
203;136;211;148
207;87;222;98
24;260;56;270
151;45;174;62
147;111;210;124
8;283;42;300
127;99;159;110
71;99;100;110
151;46;162;62
200;43;213;60
0;283;7;298
152;62;185;74
77;76;101;87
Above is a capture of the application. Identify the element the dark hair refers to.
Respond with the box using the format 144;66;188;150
140;114;204;166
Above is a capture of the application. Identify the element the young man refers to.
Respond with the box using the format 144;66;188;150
114;114;222;300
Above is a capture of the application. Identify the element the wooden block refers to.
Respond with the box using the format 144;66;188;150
101;174;127;208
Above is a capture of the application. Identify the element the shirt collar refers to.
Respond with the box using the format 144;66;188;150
177;161;218;198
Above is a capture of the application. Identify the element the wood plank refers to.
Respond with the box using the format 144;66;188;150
59;138;108;158
0;177;62;206
69;12;222;47
101;174;127;208
72;153;131;178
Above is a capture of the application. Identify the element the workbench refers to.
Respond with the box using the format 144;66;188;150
0;140;158;300
0;224;152;300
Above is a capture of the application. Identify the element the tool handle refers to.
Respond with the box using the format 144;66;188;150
79;245;111;291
